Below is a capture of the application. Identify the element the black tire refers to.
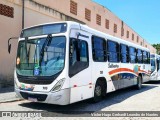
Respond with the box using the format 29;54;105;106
136;76;142;90
93;81;105;102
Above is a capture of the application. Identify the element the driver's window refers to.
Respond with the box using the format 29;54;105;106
69;38;89;77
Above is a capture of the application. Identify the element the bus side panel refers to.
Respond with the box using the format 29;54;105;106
92;62;116;93
143;64;151;82
69;29;93;103
70;85;93;103
120;63;135;88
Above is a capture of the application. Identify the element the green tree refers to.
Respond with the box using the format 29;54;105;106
152;44;160;55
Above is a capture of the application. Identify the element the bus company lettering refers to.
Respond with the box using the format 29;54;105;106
108;63;119;68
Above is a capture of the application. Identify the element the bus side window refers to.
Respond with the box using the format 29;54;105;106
69;38;89;77
120;44;129;63
129;47;136;63
147;52;150;64
137;49;143;63
143;51;148;64
92;36;107;62
107;40;119;62
157;59;160;71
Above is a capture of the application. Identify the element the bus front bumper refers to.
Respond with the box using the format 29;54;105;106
15;88;70;105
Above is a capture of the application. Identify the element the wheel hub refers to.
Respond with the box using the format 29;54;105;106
95;86;101;96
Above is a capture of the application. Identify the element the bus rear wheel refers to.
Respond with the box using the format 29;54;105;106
93;81;105;102
136;76;142;90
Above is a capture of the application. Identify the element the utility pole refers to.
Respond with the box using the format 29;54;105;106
22;0;25;29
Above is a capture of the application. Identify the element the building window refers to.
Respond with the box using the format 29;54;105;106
145;45;147;48
0;4;14;18
105;19;109;29
137;36;139;43
132;33;134;41
96;14;101;25
141;41;143;46
114;24;117;33
121;28;124;36
127;31;129;38
70;0;77;15
85;8;91;21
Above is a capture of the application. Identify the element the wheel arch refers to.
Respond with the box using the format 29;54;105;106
95;77;107;95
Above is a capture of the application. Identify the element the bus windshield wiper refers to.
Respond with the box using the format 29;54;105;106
27;44;31;67
39;34;52;66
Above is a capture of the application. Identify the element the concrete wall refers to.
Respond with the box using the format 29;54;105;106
0;0;22;87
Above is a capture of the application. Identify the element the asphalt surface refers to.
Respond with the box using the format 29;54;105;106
0;81;160;120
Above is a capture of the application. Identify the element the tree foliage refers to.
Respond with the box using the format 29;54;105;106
152;44;160;54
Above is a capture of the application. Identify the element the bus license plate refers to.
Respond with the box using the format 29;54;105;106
28;97;37;102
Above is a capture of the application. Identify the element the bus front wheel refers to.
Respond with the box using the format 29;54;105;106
93;81;104;102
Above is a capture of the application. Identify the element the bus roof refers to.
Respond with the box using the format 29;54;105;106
23;21;149;52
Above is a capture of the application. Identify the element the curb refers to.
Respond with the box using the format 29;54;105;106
0;98;24;104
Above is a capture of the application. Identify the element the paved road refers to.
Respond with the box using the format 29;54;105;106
0;81;160;120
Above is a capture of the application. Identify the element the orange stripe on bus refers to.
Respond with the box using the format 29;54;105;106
109;68;134;75
109;68;150;76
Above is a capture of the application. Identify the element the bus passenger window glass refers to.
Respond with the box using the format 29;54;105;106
151;55;156;73
80;42;88;62
143;51;148;64
137;49;143;63
92;36;107;62
107;40;119;62
157;59;160;71
120;44;129;63
147;52;150;64
129;47;136;63
69;39;89;77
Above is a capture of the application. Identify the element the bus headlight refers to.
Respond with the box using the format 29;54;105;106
51;78;65;92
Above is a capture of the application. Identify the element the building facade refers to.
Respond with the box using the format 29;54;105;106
0;0;156;86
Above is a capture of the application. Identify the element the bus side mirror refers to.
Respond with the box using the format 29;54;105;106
8;44;11;54
8;37;19;54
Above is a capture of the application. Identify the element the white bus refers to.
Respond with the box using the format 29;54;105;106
150;54;160;81
8;21;151;105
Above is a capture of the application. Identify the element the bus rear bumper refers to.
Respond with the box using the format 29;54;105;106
15;88;70;105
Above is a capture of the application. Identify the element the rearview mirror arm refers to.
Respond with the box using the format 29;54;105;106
8;37;19;54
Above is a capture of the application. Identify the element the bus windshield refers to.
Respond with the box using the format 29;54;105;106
16;36;66;77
